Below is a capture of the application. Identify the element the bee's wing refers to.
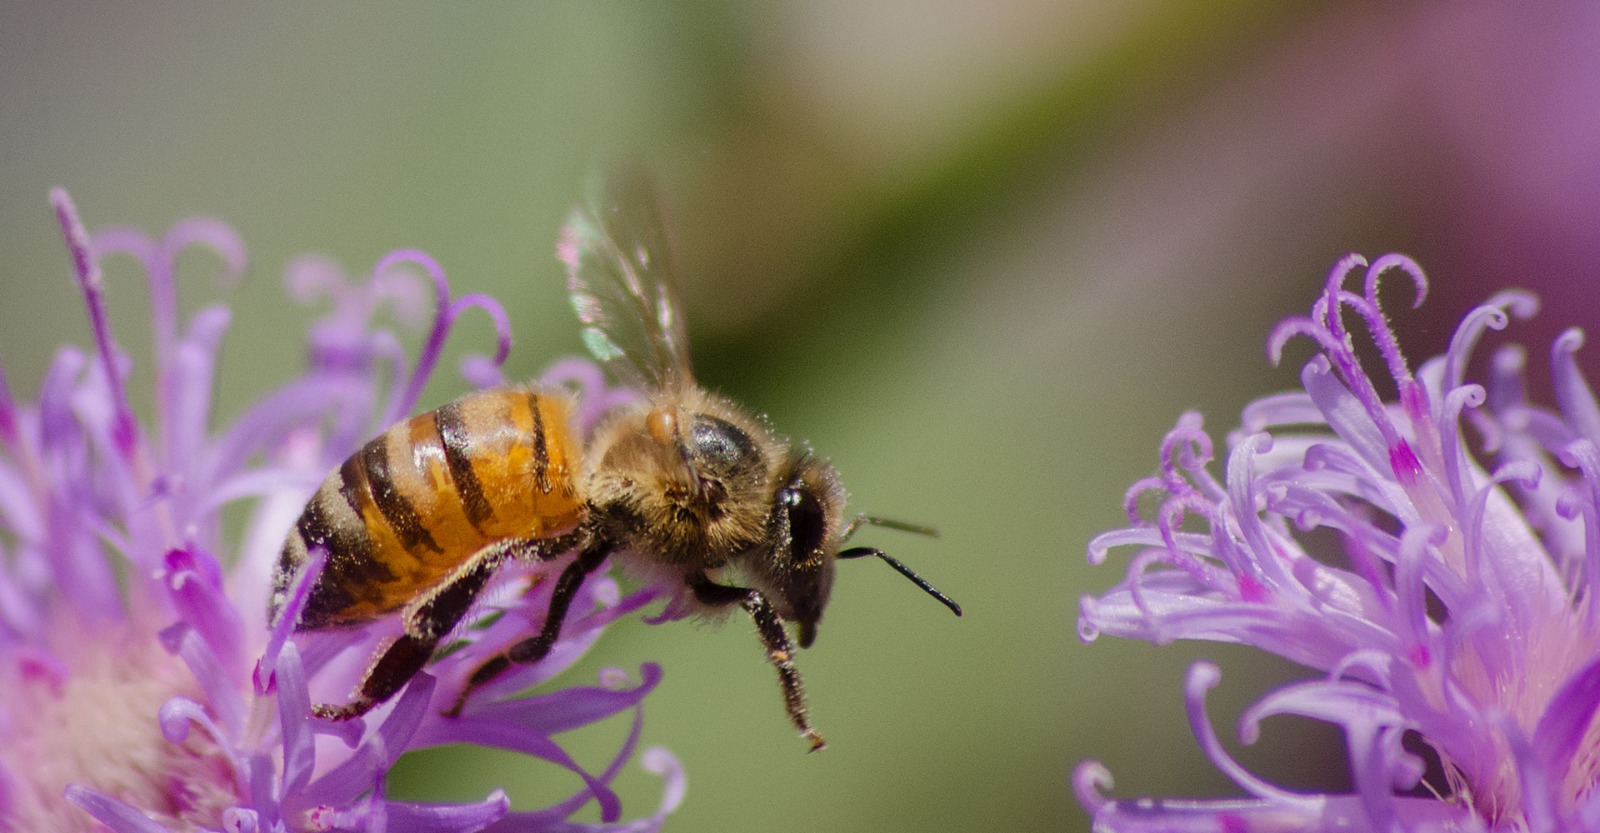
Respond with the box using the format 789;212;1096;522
558;172;694;392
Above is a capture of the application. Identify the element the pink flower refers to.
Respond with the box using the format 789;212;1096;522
0;190;681;832
1080;254;1600;831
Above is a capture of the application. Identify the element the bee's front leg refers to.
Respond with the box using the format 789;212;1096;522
689;574;825;752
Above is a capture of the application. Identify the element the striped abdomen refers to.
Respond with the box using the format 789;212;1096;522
273;387;586;629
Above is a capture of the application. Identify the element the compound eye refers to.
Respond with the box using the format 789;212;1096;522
687;414;760;474
784;487;828;564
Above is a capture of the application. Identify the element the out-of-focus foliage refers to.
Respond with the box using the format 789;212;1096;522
5;2;1596;830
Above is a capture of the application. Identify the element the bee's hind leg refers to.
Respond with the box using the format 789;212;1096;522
312;545;510;721
445;539;614;717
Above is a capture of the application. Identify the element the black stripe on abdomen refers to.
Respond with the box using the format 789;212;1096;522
360;435;441;554
435;401;493;529
295;480;395;625
529;391;551;493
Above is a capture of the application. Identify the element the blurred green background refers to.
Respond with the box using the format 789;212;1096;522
5;3;1599;831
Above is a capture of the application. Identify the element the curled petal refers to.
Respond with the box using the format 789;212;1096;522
1443;293;1537;398
1363;254;1427;311
1184;663;1320;808
449;293;514;372
1553;329;1600;445
12;196;673;833
1081;264;1600;832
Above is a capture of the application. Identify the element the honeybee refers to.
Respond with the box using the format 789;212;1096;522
269;175;960;750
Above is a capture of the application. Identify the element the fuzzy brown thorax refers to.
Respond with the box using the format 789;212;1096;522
583;389;786;569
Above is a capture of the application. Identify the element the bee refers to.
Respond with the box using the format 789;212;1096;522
269;174;961;750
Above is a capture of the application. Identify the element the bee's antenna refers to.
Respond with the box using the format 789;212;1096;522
839;513;938;543
838;546;962;617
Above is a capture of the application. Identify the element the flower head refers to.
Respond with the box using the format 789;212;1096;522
1078;254;1600;831
0;190;682;832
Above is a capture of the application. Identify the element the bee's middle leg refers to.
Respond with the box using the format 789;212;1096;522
446;539;613;716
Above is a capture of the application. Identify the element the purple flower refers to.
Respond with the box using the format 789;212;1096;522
1078;254;1600;831
0;190;682;832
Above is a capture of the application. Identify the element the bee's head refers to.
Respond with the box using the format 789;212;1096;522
756;454;845;648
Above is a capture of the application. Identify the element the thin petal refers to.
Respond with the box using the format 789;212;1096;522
63;786;171;833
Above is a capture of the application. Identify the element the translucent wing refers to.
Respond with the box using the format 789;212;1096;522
558;172;694;392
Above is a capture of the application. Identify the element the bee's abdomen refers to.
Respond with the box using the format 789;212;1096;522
275;387;586;629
